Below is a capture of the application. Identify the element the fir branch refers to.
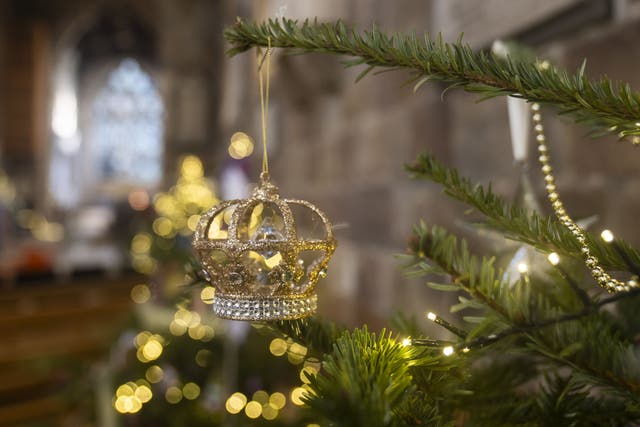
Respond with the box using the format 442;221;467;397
458;286;640;351
266;317;343;357
225;18;640;139
303;327;431;426
409;224;640;410
407;223;511;321
526;318;640;399
531;375;637;427
406;153;640;273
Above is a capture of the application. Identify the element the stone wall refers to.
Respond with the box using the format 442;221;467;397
217;0;640;330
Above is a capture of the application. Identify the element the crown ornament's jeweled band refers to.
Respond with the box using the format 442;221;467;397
212;294;317;320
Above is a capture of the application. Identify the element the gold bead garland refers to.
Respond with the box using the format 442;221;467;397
532;103;637;293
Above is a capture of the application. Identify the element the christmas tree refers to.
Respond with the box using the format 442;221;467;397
209;18;640;426
109;156;313;426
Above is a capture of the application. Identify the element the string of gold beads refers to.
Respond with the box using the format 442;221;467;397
531;103;637;293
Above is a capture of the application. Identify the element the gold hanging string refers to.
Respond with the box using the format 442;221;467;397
258;37;272;180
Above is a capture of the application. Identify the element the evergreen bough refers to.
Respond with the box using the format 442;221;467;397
214;18;640;426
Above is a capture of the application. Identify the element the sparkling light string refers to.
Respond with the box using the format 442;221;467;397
426;312;467;338
531;103;638;293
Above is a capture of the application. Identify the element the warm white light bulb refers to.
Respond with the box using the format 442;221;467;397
401;338;411;347
442;346;454;356
517;262;529;274
547;252;560;266
426;312;437;321
601;229;614;243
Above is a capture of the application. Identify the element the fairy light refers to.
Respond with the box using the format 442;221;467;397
145;365;163;383
141;339;163;361
269;338;288;356
547;252;560;266
225;392;247;414
228;132;255;159
517;262;529;274
183;382;201;400
269;392;286;410
195;349;211;367
601;229;614;243
442;346;455;356
287;343;308;365
130;284;151;304
462;347;470;353
169;319;187;336
252;390;269;404
113;381;151;413
200;286;215;304
165;386;183;404
262;403;279;420
299;366;318;383
290;387;307;406
401;337;412;347
134;385;153;403
245;401;262;418
425;311;467;338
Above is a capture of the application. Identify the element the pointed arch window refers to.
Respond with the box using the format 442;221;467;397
90;58;163;186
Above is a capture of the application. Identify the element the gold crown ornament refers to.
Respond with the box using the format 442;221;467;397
193;172;336;320
194;38;336;320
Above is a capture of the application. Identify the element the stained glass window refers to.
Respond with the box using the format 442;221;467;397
90;58;163;185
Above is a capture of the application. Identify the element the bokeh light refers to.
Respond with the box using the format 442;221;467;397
131;233;152;253
269;338;287;356
130;284;151;304
225;392;247;414
182;382;201;400
128;188;150;211
244;400;262;418
200;286;215;304
165;386;183;404
135;385;153;403
290;387;307;406
601;229;614;242
262;403;278;420
135;333;164;363
547;252;560;265
114;381;151;413
228;132;254;159
141;339;163;361
299;365;318;384
288;342;308;364
269;392;286;410
145;365;164;383
195;349;211;367
252;390;269;404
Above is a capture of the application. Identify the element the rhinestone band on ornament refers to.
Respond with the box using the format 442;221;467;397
212;294;318;320
532;103;637;293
